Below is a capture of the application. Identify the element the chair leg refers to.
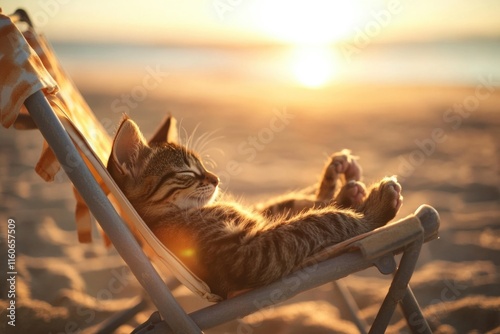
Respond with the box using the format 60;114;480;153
332;280;368;334
94;277;182;333
400;286;432;334
369;236;425;334
94;295;150;334
131;311;170;334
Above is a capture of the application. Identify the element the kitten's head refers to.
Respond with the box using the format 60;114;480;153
107;116;219;216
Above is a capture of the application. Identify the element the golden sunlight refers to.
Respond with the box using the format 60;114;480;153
250;0;362;45
289;46;340;88
248;0;360;88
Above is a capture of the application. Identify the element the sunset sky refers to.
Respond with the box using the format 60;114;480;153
4;0;500;45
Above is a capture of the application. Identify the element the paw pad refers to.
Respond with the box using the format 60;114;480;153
329;149;362;181
379;176;403;211
335;180;366;208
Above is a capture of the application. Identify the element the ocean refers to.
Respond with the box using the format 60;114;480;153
52;39;500;89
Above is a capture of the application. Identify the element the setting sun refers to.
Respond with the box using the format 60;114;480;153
247;0;359;88
290;46;339;88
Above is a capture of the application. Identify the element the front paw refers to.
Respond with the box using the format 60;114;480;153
317;149;363;203
361;176;403;226
328;149;362;182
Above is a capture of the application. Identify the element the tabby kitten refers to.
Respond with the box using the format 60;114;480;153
107;116;403;298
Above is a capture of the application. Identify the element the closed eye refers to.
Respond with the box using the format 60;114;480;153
176;170;203;181
177;171;197;177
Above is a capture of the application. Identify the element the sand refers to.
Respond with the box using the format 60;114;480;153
1;78;499;333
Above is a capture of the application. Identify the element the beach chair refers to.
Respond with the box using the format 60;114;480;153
2;8;440;333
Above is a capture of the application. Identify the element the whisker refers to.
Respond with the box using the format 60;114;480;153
186;123;201;152
180;123;225;171
176;118;185;145
176;118;193;161
189;128;224;171
200;148;224;169
197;138;225;158
203;158;217;169
215;185;229;201
193;129;223;152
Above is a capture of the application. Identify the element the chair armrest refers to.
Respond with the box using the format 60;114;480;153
299;205;441;268
355;216;423;260
414;204;440;243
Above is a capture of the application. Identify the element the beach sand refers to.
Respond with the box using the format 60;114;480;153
1;79;499;333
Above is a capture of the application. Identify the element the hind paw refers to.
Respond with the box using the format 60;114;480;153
334;180;366;209
362;176;403;226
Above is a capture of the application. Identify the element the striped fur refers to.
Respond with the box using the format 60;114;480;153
108;117;403;298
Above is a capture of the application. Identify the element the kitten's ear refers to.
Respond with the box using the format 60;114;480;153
110;117;149;176
148;115;179;145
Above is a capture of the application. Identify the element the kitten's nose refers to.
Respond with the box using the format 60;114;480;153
204;172;219;187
